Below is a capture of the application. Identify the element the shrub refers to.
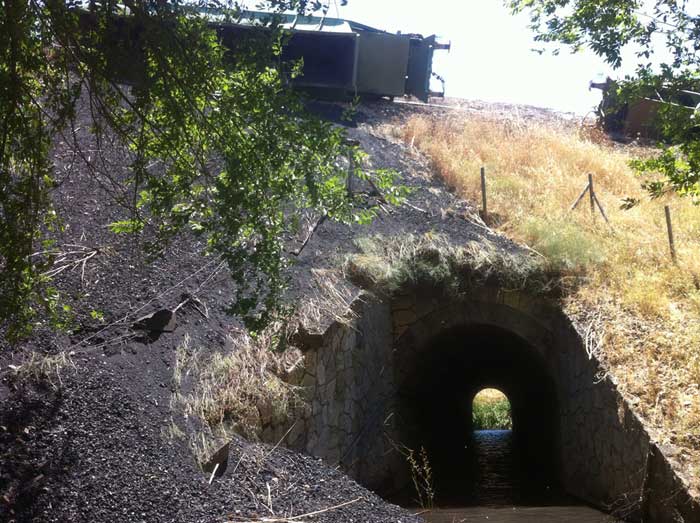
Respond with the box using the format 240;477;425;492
473;395;513;431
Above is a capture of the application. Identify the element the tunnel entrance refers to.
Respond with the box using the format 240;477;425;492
393;323;563;507
285;293;697;521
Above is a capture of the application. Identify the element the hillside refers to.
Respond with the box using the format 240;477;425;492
1;97;698;522
0;97;492;522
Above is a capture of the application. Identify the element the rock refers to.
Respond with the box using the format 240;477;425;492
201;442;230;478
257;398;274;426
660;443;682;458
291;324;323;352
133;310;176;333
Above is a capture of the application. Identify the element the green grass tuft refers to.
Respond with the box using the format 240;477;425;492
519;217;606;271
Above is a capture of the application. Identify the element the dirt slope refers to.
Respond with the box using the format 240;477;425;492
1;99;507;523
2;333;419;523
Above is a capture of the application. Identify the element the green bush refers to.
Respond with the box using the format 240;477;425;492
473;397;513;430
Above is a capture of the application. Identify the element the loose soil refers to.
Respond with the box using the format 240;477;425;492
1;97;526;522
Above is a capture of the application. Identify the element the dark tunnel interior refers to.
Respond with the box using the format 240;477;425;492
393;324;564;506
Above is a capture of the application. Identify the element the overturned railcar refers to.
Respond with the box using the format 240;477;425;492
591;79;700;139
206;10;449;102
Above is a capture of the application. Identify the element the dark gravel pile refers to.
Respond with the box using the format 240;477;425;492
0;340;420;523
287;101;517;331
0;98;519;523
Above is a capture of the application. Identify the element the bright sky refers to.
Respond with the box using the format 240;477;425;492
332;0;617;114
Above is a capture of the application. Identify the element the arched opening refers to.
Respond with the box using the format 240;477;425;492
392;323;562;506
472;388;512;430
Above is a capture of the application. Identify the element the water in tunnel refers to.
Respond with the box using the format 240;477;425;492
392;323;565;507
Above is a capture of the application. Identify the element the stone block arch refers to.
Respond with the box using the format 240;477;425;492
280;285;700;521
388;288;565;504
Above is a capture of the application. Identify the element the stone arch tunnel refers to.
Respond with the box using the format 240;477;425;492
395;323;560;505
275;286;699;522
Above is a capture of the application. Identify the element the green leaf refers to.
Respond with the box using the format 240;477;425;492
108;220;145;234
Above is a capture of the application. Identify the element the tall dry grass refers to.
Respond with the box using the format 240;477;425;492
170;331;304;465
399;114;700;489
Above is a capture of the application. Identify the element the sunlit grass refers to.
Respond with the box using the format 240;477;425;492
398;114;700;489
472;388;512;430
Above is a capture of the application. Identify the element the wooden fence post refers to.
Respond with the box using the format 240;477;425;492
664;205;677;264
480;166;488;221
568;173;612;228
570;179;591;212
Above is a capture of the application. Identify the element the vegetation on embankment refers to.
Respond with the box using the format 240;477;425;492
170;330;303;464
397;114;700;491
345;233;558;299
472;388;513;431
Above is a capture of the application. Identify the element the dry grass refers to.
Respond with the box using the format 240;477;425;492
295;267;360;332
170;331;304;466
346;233;558;298
386;437;435;510
397;113;700;489
10;351;75;390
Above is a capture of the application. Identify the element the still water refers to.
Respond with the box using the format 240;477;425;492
415;505;617;522
411;430;620;523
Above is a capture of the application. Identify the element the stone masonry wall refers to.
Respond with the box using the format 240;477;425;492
284;298;402;492
277;287;699;522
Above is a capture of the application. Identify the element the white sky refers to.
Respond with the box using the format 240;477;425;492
333;0;617;114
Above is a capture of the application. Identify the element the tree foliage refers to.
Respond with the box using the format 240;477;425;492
0;0;393;339
510;0;700;200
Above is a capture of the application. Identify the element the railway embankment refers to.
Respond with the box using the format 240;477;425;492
1;99;698;523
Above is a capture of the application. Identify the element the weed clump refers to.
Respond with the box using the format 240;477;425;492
387;438;435;510
9;351;75;390
170;331;304;466
346;233;560;299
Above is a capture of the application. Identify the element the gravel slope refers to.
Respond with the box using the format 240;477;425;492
0;98;521;523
